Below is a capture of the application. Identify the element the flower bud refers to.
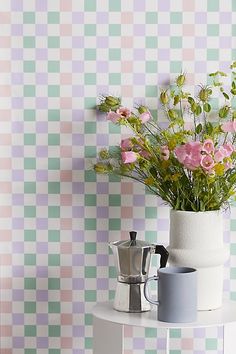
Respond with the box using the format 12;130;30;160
168;109;177;120
94;163;108;173
199;87;212;102
176;74;186;87
105;96;120;107
138;105;148;114
99;149;110;160
160;91;169;105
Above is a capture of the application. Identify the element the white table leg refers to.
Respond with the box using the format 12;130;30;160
165;328;170;354
223;322;236;354
93;316;124;354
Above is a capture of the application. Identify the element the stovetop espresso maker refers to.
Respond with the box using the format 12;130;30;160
110;231;169;312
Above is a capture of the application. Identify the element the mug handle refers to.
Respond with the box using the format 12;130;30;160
144;275;159;305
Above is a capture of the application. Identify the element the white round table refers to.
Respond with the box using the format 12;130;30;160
92;300;236;354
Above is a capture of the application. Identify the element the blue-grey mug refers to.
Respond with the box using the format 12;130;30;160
144;267;197;323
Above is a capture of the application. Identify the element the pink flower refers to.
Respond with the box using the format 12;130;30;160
175;142;202;170
120;138;133;150
116;107;131;118
160;145;170;160
200;155;215;171
202;139;214;154
107;111;121;123
140;111;151;123
139;150;151;159
221;121;236;133
224;160;233;171
223;143;234;157
121;151;138;164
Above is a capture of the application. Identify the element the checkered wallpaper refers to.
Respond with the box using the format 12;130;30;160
0;0;236;353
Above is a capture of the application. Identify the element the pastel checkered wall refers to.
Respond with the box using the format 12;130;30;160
0;0;236;353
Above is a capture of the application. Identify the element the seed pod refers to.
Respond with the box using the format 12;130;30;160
160;91;169;105
199;87;212;102
98;103;110;112
168;109;177;120
105;96;120;107
219;105;230;119
94;163;108;173
138;105;148;114
176;74;186;87
99;149;110;160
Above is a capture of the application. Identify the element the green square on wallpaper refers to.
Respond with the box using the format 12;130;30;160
85;338;92;349
48;12;60;24
24;278;36;289
109;73;121;85
145;328;157;338
84;73;96;85
207;24;219;36
84;0;96;11
170;12;182;24
25;325;36;337
145;207;157;218
109;194;121;206
84;121;96;133
108;174;120;182
230;292;236;300
48;134;60;146
48;109;60;121
170;329;181;338
109;266;116;278
48;254;60;266
146;61;157;73
48;182;60;194
24;85;35;97
49;325;61;337
85;242;97;254
85;266;97;278
85;218;97;230
24;134;36;145
23;12;35;23
84;97;96;109
207;0;219;11
146;36;158;48
109;24;121;36
48;61;60;73
170;61;182;73
85;194;96;206
48;37;60;48
49;350;60;354
24;301;36;313
230;220;236;231
24;109;35;121
84;170;96;182
48;158;60;170
85;290;97;302
85;314;93;325
230;268;236;279
24;61;35;72
23;37;35;48
48;85;60;97
231;243;236;255
169;351;181;354
24;182;36;194
146;12;158;24
145;231;157;243
109;0;120;11
48;230;60;242
84;24;96;36
170;36;182;48
109;48;121;61
25;349;37;354
48;301;61;313
232;25;236;36
48;206;60;218
84;48;96;60
24;230;36;241
109;218;121;230
25;254;36;265
207;49;219;61
48;278;60;290
109;290;115;300
205;338;217;350
24;206;36;218
146;85;158;97
85;146;96;158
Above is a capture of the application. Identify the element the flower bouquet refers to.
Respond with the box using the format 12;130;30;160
94;62;236;212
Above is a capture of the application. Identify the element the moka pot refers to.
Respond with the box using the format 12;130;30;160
109;231;169;312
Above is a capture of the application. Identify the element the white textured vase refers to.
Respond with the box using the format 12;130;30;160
167;210;229;311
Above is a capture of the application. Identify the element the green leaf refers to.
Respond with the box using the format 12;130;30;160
203;103;211;113
195;123;202;134
206;122;213;134
173;95;180;105
195;105;202;116
232;81;236;89
223;92;230;100
187;96;195;104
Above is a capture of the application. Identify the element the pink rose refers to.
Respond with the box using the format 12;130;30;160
116;107;131;118
202;139;214;154
161;145;170;160
121;151;138;164
107;111;121;123
175;142;202;170
222;121;236;133
140;111;151;123
120;138;133;150
200;155;215;171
